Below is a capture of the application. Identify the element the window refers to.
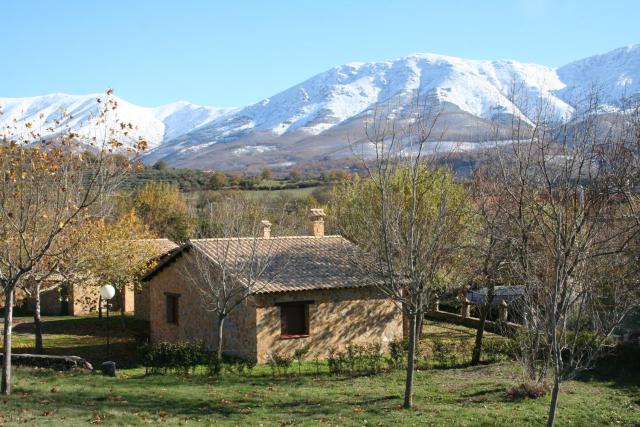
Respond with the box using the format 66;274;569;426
166;294;179;324
279;302;310;338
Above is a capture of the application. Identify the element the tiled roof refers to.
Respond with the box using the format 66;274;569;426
139;238;180;258
144;235;381;294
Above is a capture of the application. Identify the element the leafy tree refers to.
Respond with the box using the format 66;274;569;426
209;172;228;190
333;163;472;408
289;169;301;182
83;211;164;324
131;182;192;242
152;160;169;171
260;168;273;181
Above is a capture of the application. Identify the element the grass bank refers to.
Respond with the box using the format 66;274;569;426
0;316;637;426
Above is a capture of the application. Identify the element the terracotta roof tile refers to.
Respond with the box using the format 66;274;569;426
187;235;380;293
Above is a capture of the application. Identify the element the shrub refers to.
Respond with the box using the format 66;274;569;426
138;341;205;375
329;343;384;374
388;339;405;369
431;337;452;367
267;351;293;376
223;354;256;376
507;382;549;400
484;337;517;362
293;348;308;374
327;349;346;374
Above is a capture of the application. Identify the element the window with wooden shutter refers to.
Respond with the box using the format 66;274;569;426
166;293;179;324
279;302;309;338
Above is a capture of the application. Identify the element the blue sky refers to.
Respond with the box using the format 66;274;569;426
1;0;638;107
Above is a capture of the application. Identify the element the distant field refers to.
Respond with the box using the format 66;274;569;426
240;186;320;200
185;185;326;202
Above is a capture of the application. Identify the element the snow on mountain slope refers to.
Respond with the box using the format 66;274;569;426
3;44;639;169
151;102;236;141
157;52;576;159
0;93;164;148
557;44;640;107
0;93;233;149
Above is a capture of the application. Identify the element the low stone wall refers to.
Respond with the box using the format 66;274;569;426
1;353;93;371
425;310;520;336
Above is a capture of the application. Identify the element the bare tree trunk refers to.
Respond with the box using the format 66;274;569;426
471;304;489;366
547;376;561;427
213;316;225;375
403;313;417;409
416;309;424;340
2;289;14;395
34;285;43;354
471;286;494;366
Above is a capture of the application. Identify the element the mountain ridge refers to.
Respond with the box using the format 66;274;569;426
1;44;638;170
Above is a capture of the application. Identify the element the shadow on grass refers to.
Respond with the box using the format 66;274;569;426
12;316;148;339
9;370;401;421
575;347;640;394
13;342;140;367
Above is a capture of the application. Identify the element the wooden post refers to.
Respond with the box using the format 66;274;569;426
499;300;508;322
460;298;470;319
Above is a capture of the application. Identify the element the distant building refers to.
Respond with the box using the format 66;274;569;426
465;286;525;307
12;239;179;317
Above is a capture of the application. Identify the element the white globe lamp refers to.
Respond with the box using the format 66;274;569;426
100;284;116;300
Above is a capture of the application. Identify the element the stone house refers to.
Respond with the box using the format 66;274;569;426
142;210;403;363
134;239;180;321
12;239;179;317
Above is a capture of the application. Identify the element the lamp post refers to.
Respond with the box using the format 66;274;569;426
99;285;116;359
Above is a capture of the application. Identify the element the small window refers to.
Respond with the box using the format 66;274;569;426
166;294;179;324
280;303;309;338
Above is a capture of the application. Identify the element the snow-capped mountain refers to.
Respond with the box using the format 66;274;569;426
0;93;234;149
557;44;640;107
2;44;639;170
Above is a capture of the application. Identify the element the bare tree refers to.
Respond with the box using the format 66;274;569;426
180;196;284;373
492;89;640;426
467;165;512;365
18;259;66;354
333;97;473;408
0;90;145;394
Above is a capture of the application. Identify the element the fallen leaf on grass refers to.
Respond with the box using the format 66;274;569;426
89;412;106;424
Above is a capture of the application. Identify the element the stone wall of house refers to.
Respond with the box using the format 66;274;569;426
5;288;51;314
39;287;65;315
110;285;135;314
253;287;402;364
147;254;402;364
134;285;150;321
148;253;257;361
69;283;100;316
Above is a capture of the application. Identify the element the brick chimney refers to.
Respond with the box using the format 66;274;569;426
261;220;272;238
308;208;326;237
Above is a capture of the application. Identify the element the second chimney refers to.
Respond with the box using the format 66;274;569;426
261;220;272;238
308;208;326;237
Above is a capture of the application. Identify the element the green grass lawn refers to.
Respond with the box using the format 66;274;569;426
0;316;638;426
5;315;148;368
